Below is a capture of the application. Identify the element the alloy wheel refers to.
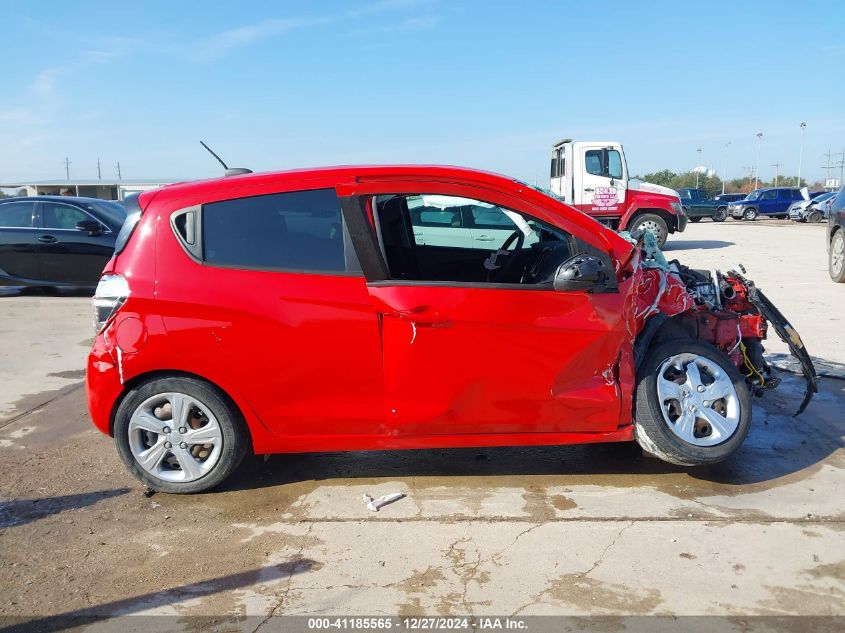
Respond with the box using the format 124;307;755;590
832;233;845;278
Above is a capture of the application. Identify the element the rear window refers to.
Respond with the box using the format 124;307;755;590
202;189;347;273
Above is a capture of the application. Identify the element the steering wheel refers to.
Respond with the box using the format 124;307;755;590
485;229;525;282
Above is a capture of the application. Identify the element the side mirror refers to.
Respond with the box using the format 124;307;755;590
76;220;103;236
554;255;609;293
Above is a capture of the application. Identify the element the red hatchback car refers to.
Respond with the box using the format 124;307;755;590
86;165;815;493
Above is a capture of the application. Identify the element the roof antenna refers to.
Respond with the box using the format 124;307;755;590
200;141;252;177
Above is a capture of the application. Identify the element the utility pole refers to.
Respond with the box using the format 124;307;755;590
722;142;731;194
835;149;845;189
822;149;834;184
754;133;763;189
97;158;102;180
116;162;122;180
771;163;783;187
64;157;71;181
797;122;806;187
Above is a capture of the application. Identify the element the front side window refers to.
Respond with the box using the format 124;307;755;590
585;149;623;179
202;188;347;273
41;202;94;230
0;201;35;228
376;194;573;285
585;150;603;176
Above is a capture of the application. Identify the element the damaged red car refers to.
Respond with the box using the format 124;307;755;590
86;166;817;493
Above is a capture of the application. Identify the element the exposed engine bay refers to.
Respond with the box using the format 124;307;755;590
631;234;819;415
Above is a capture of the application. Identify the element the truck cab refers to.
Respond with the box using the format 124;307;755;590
550;139;686;246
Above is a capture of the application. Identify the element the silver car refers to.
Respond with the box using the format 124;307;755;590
790;192;836;222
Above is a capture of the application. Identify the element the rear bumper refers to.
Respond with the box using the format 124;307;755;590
86;334;123;436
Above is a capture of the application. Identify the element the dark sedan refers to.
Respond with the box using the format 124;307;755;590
0;196;126;288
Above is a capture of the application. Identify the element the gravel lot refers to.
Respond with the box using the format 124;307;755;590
0;218;843;629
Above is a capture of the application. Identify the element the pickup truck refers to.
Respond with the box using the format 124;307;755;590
550;139;686;246
677;188;729;222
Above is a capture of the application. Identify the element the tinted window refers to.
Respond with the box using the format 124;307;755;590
42;201;93;229
761;190;778;200
83;200;126;227
202;189;346;273
0;201;35;227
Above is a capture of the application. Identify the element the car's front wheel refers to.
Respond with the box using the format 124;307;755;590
114;376;248;493
634;340;751;466
807;211;822;223
830;230;845;283
630;213;669;247
742;208;758;221
713;207;728;222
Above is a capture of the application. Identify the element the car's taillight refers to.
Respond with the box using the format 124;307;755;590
93;273;130;333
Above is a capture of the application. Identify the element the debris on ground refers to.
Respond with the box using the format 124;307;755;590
362;492;405;512
142;488;156;498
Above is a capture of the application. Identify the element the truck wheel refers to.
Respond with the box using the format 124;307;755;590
634;339;751;466
114;376;249;493
630;214;668;247
807;210;822;223
690;217;701;223
742;208;758;221
830;230;845;283
713;207;728;222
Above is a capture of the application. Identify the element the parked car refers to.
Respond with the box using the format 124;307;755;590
677;188;728;222
829;185;845;283
0;196;126;288
86;165;815;493
790;192;836;223
714;193;746;204
728;187;805;220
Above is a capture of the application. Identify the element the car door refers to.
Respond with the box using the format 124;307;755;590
758;189;778;215
575;146;627;215
0;200;40;282
350;183;629;438
38;200;116;284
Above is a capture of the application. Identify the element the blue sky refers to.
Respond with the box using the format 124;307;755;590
1;0;843;186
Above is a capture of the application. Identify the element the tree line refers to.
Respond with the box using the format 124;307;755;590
635;169;821;198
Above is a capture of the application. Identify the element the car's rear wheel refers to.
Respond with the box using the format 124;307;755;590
630;214;669;247
114;376;248;493
713;207;727;222
830;230;845;283
742;207;758;221
634;339;751;466
690;217;701;223
807;210;822;223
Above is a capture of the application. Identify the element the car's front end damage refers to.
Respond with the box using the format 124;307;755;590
628;236;818;417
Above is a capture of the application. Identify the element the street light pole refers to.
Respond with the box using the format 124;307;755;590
696;148;702;188
797;122;806;188
754;133;763;189
722;141;731;194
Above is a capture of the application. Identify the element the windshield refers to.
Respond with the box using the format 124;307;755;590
816;192;835;202
745;191;761;201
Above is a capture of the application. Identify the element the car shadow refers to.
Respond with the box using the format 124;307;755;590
219;376;843;495
0;286;93;298
663;239;734;251
0;488;130;528
1;560;317;632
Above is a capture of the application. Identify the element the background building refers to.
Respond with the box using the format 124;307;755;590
0;179;178;200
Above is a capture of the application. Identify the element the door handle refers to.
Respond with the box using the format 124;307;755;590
476;235;496;242
37;235;57;243
584;187;594;192
388;305;448;327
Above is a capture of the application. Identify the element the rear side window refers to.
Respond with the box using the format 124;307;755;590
0;201;35;228
202;189;347;273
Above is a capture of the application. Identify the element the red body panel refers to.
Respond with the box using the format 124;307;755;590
87;165;649;454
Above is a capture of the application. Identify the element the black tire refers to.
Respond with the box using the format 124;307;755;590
634;339;752;466
114;376;249;493
807;211;822;223
742;207;757;221
830;229;845;283
690;217;701;223
630;213;669;247
713;207;728;222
